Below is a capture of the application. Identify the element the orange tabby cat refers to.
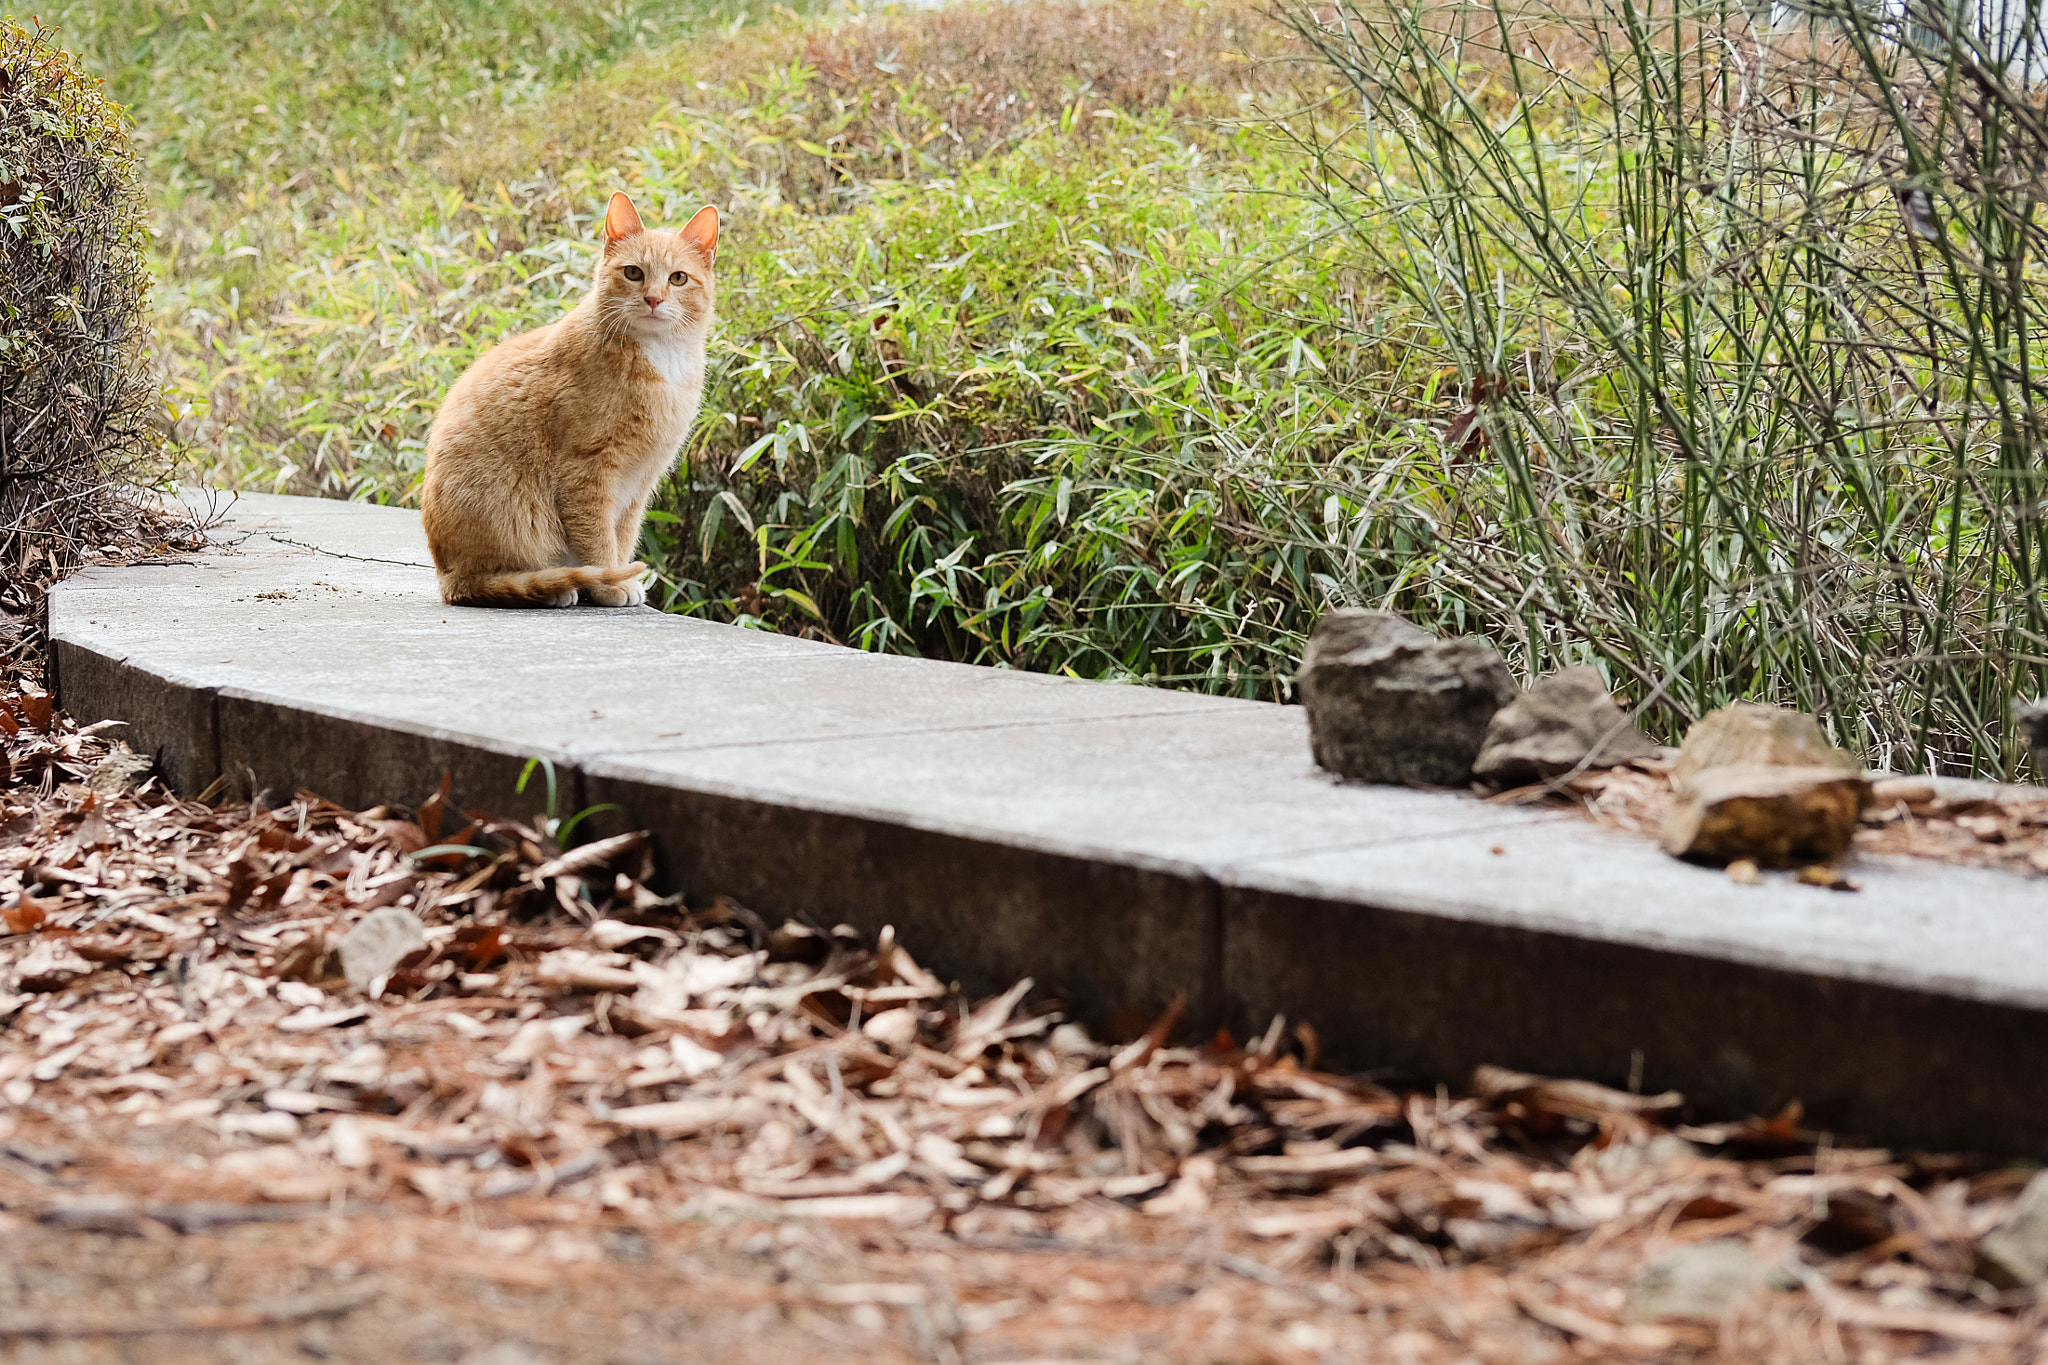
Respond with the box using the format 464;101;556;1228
421;192;719;607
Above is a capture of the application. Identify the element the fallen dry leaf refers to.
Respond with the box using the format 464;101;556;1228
0;682;2034;1364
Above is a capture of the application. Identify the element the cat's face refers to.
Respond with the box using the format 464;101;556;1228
594;193;719;340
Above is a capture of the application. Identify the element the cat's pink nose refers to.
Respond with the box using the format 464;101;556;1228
644;296;662;309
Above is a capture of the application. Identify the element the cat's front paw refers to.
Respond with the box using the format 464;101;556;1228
589;578;647;608
541;590;578;608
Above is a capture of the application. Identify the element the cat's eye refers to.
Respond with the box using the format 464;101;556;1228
622;265;644;282
670;271;689;286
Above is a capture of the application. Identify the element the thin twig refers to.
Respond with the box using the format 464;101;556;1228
0;1286;379;1340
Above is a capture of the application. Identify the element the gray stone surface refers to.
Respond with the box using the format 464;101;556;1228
1473;665;1659;784
1625;1241;1793;1322
1297;609;1517;786
1980;1170;2048;1286
1671;701;1859;790
46;493;2048;1153
339;907;428;995
2017;699;2048;780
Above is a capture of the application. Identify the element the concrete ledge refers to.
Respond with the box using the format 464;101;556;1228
1225;884;2048;1154
50;493;2048;1154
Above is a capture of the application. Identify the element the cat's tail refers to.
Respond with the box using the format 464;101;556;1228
440;563;645;607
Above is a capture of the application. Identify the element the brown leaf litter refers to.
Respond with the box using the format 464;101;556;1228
1;697;2046;1362
1515;758;2048;881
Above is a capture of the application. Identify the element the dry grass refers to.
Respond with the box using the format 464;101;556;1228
1507;760;2048;880
797;0;1286;147
448;0;1298;199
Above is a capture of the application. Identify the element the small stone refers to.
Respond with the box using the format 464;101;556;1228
460;1344;554;1365
329;1116;373;1169
2015;699;2048;781
1586;1133;1701;1185
1624;1240;1792;1322
86;740;153;796
1726;858;1762;886
11;939;93;993
1671;702;1859;793
1473;665;1660;785
220;1110;302;1143
338;907;428;996
1659;765;1871;868
1297;609;1517;787
1049;1023;1100;1057
861;1007;919;1051
1980;1170;2048;1287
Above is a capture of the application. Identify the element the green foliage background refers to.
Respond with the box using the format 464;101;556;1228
28;0;2048;778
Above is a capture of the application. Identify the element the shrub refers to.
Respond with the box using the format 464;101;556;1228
1265;0;2048;775
0;18;163;585
100;0;2044;777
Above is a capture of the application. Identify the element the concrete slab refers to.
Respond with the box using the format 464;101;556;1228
1230;820;2048;1011
582;710;1550;876
1221;820;2048;1151
1221;880;2048;1154
47;493;2048;1154
580;718;1548;1030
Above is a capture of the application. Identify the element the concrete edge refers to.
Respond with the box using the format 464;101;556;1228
46;529;2048;1156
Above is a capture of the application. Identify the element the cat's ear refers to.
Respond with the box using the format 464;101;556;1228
680;204;720;263
603;192;645;253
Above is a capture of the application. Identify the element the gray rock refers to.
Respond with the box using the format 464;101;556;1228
1297;610;1517;787
1473;666;1661;785
1670;703;1859;793
2015;699;2048;781
338;906;428;996
1979;1169;2048;1287
86;740;153;796
1584;1133;1701;1186
1624;1240;1794;1322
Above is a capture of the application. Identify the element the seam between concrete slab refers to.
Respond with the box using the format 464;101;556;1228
1199;873;1224;1031
206;682;221;792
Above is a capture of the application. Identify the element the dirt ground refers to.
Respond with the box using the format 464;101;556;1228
3;1193;1427;1365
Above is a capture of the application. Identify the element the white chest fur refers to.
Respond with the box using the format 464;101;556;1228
638;333;702;388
